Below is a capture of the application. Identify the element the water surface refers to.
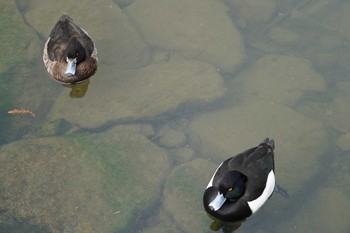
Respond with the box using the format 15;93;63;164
0;0;349;233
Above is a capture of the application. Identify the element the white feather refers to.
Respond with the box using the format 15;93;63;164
247;170;275;213
206;162;223;188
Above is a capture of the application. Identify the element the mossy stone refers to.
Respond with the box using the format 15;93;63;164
0;126;170;233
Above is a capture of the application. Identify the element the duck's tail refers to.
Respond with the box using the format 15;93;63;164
274;184;289;198
261;138;275;151
60;13;72;22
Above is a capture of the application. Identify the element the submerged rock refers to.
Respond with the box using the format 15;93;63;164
36;118;78;136
302;1;350;42
0;1;40;73
225;0;276;29
329;81;350;133
141;224;181;233
155;125;187;149
49;57;225;128
0;125;170;233
162;159;217;233
229;54;326;107
125;0;245;73
329;150;350;195
275;187;350;233
172;147;195;164
0;1;55;144
336;133;350;151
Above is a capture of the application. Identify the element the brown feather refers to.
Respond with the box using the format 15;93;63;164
43;14;98;84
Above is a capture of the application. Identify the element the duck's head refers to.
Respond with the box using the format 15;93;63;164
65;37;86;77
209;171;247;211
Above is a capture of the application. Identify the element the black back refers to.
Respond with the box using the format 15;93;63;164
217;143;274;201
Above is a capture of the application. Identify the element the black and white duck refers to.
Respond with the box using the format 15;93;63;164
203;138;278;222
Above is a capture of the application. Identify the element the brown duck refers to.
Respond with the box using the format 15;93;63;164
43;14;98;84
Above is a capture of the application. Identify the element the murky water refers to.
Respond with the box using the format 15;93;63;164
1;0;350;233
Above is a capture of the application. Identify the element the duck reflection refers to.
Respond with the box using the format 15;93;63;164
62;79;90;99
207;214;244;233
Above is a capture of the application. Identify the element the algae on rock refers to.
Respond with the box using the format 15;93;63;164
0;126;170;233
162;159;217;233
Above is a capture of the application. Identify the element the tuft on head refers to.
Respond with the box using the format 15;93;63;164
65;38;86;63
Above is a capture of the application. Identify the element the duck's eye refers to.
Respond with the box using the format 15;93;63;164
228;187;233;192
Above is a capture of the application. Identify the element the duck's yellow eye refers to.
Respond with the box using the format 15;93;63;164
228;187;233;192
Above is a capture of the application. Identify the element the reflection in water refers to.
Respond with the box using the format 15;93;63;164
207;214;244;233
63;79;90;99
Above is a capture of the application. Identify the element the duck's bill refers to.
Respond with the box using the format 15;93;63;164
209;192;226;211
65;58;77;76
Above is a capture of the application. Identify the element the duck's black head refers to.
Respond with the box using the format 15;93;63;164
219;171;247;201
65;37;86;76
66;37;86;63
207;171;247;212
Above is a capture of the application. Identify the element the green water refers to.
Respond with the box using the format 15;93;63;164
0;0;349;232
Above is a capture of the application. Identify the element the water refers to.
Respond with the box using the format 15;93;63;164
0;0;349;232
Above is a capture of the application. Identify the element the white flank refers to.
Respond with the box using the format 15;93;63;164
206;162;223;188
247;170;275;213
